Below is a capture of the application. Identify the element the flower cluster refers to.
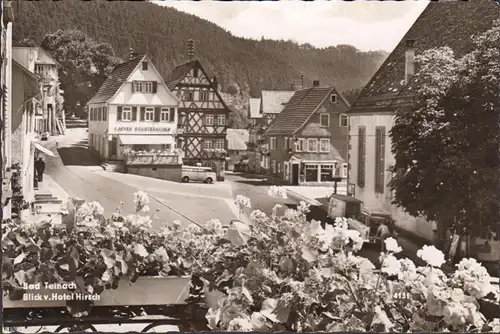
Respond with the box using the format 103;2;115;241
267;185;288;199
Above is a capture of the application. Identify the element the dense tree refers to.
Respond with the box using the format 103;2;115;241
41;30;121;115
390;21;500;244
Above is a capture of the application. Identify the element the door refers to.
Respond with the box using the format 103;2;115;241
109;137;118;159
291;164;299;185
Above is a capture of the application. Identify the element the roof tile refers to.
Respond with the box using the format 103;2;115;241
165;60;197;91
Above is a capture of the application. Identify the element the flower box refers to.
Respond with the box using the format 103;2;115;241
3;276;191;309
125;154;180;165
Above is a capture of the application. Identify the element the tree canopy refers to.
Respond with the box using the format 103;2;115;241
390;20;500;239
41;29;121;114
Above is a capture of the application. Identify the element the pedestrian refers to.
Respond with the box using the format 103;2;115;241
34;156;46;182
375;220;391;251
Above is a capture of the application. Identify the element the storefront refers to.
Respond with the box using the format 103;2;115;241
286;159;348;187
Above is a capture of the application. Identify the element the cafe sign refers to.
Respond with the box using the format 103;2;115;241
112;125;173;135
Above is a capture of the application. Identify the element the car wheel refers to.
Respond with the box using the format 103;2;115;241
205;177;213;184
182;176;190;183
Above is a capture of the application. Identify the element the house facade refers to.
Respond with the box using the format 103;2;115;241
246;97;262;172
226;128;249;171
166;60;230;181
265;82;349;189
87;52;180;171
348;0;499;250
12;43;63;135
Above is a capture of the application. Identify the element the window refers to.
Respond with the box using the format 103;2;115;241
216;114;226;126
203;140;213;150
270;137;277;150
160;108;170;122
307;138;318;152
193;68;199;78
284;163;289;180
183;91;194;101
134;82;143;93
320;164;334;182
103;106;107;121
295;138;304;152
320;114;330;127
339;114;348;127
200;91;209;101
122;106;132;121
319;138;330;152
277;162;281;174
375;126;386;193
305;164;319;182
357;126;366;187
342;163;348;178
330;94;337;103
97;107;102;121
133;144;149;151
35;65;42;75
142;61;148;71
145;107;154;121
145;82;153;93
215;139;225;149
205;114;214;126
272;160;276;174
162;144;171;151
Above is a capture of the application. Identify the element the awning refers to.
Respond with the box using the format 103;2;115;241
118;135;174;145
33;143;56;157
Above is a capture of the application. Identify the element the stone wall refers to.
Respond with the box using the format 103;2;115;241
126;164;182;183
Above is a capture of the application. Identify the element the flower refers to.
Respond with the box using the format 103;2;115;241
133;190;150;212
267;185;288;199
384;237;402;253
187;223;203;234
381;254;401;276
450;258;492;299
234;195;251;209
227;317;254;331
417;245;446;267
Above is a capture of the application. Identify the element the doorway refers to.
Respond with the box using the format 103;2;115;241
291;163;299;185
109;137;118;159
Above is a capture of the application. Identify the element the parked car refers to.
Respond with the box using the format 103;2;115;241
181;165;217;184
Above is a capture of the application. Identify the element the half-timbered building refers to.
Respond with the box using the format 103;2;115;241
166;60;230;181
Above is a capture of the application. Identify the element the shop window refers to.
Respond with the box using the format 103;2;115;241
305;164;318;182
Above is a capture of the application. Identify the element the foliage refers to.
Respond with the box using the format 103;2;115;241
389;21;500;239
3;188;498;331
40;29;121;116
123;148;181;156
13;0;386;99
9;163;30;214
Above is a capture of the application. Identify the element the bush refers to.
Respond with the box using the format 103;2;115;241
2;189;499;331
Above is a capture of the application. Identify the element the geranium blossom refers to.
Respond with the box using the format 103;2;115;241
384;237;402;253
267;185;288;199
417;245;446;267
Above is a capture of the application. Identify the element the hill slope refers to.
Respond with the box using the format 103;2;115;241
14;0;387;98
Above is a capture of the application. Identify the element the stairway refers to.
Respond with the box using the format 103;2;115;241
34;193;63;204
100;160;125;173
65;116;88;129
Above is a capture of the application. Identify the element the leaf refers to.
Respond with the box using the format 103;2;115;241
13;252;27;265
225;221;252;246
301;245;317;263
260;298;290;323
205;308;221;330
241;285;253;303
100;249;115;268
13;270;27;285
250;312;269;331
16;235;28;246
278;256;294;271
134;244;148;257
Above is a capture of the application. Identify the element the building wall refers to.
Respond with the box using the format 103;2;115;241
12;46;38;72
126;164;182;182
348;113;435;241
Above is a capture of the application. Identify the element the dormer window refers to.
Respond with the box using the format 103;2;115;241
142;61;148;70
330;94;338;104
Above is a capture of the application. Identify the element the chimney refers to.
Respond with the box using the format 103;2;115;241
300;72;305;89
129;48;137;60
212;76;220;91
404;39;416;85
313;80;320;87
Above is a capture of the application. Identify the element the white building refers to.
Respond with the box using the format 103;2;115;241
87;52;179;161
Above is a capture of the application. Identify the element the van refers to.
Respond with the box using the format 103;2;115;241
181;165;217;184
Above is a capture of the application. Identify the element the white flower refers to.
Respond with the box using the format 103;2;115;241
297;201;310;214
451;258;492;299
234;195;251;209
133;190;150;212
384;237;402;253
417;245;446;267
397;258;418;282
227;317;254;331
187;223;203;234
250;209;268;222
381;254;401;276
267;185;288;199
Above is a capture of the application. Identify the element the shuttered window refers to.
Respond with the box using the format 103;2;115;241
117;106;123;121
132;106;137;121
357;126;366;187
103;106;107;121
374;126;386;193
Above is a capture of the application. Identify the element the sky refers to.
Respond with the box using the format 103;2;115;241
153;0;429;52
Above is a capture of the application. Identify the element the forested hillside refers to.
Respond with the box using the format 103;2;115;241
14;0;387;98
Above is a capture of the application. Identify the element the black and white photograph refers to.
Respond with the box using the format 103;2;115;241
1;0;499;332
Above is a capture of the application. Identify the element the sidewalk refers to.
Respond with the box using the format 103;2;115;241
31;174;69;225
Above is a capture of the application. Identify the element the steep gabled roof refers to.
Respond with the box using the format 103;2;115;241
36;48;60;67
227;129;250;151
265;87;333;136
351;0;499;112
248;98;262;118
165;60;198;91
261;90;295;114
88;54;145;104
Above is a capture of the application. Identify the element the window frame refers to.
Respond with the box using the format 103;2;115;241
160;107;170;122
319;138;330;152
357;126;366;187
330;94;338;103
200;91;209;101
305;164;319;182
203;139;213;150
144;107;155;121
134;82;143;93
216;114;226;126
320;113;330;127
205;114;214;126
339;114;348;127
144;82;153;93
142;61;148;71
270;137;277;150
307;138;318;152
184;91;194;101
122;106;132;121
215;138;225;149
